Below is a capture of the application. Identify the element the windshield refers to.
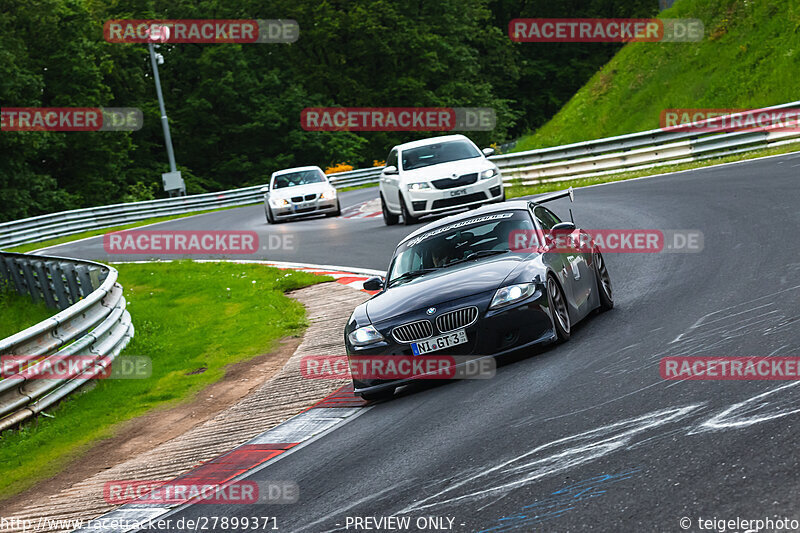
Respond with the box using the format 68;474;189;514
272;170;325;189
387;211;534;286
401;140;482;171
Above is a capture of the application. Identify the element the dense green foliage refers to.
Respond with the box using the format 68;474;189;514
515;0;800;150
1;0;657;221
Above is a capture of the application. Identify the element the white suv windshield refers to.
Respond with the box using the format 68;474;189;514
401;140;481;171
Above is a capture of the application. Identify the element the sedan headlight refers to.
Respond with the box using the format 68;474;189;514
490;282;537;309
269;197;290;208
320;188;337;200
480;168;499;180
408;182;431;191
348;325;385;347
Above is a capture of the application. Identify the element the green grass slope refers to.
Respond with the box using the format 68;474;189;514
514;0;800;151
0;290;53;340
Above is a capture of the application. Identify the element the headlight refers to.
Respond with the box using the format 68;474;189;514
348;325;385;347
320;189;337;200
480;168;499;180
408;182;430;191
489;282;537;309
269;197;290;208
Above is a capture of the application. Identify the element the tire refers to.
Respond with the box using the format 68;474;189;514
594;251;614;311
381;193;399;226
359;387;395;402
400;194;418;225
326;200;341;217
265;205;275;224
547;275;571;342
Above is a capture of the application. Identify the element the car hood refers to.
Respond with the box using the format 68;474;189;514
268;182;332;199
366;255;524;323
401;158;494;180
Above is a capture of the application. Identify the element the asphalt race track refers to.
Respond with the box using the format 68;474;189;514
44;154;800;531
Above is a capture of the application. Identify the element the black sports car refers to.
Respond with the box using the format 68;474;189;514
344;188;614;401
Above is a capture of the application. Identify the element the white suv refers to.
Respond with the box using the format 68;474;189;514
378;134;504;225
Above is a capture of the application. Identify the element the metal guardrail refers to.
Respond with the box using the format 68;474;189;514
0;252;133;431
0;171;382;249
2;102;799;250
492;101;800;185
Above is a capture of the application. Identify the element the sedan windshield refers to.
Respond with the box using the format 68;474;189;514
272;170;325;189
387;211;534;286
401;140;481;171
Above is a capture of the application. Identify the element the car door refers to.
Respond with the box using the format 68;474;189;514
380;149;401;211
532;205;594;320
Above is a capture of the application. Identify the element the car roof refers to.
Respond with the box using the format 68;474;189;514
271;165;324;178
391;134;472;152
398;200;531;246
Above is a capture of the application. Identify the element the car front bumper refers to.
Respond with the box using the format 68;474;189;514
404;176;504;216
268;197;338;218
345;287;557;396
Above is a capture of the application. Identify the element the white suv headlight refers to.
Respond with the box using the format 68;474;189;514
490;282;537;309
348;325;385;346
480;168;499;180
408;182;431;191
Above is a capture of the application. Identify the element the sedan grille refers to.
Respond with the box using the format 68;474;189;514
304;193;317;201
291;196;303;203
432;173;478;190
436;306;479;333
431;192;487;209
392;320;433;343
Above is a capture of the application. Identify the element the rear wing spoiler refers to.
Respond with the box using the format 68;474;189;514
529;187;576;224
528;186;574;206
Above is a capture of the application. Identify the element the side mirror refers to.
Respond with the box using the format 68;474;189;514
260;186;269;194
383;165;398;175
551;222;576;231
482;147;495;157
363;276;384;291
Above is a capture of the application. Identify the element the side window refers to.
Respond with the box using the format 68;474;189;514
533;206;561;230
386;149;398;169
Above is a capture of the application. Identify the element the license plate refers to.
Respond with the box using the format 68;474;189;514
411;329;468;355
450;188;470;198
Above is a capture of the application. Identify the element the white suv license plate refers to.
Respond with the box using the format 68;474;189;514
411;329;468;355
